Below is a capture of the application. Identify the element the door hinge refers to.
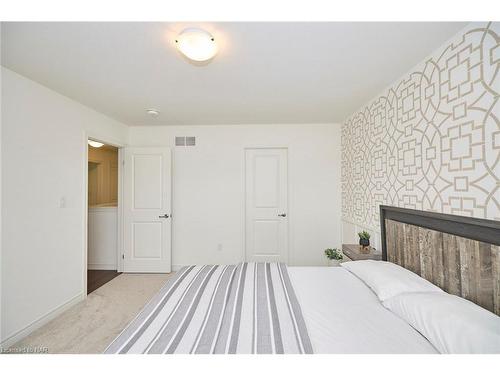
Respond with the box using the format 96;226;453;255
122;254;125;260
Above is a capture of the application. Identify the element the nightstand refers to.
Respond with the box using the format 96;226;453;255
342;244;382;261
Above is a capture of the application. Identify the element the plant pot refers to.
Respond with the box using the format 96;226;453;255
328;259;341;267
360;245;370;254
359;238;370;247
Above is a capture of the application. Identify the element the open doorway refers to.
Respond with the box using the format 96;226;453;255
87;139;121;294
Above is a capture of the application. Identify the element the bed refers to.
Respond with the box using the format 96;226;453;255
106;206;500;354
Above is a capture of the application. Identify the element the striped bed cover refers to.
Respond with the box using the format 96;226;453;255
105;263;313;354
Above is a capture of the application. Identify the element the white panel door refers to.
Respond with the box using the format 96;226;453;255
245;148;288;263
123;147;171;272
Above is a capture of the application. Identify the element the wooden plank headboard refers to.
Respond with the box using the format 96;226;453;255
380;206;500;315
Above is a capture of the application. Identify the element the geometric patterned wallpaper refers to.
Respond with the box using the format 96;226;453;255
342;22;500;230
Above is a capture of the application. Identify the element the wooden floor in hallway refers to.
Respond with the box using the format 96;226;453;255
87;270;121;294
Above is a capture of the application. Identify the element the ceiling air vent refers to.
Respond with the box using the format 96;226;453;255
175;136;196;146
175;136;186;146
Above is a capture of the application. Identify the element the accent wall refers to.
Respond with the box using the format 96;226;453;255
341;22;500;249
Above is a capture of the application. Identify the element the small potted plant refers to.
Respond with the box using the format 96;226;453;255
358;231;371;248
324;248;343;266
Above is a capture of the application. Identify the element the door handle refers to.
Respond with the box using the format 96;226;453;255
159;214;170;218
278;213;287;217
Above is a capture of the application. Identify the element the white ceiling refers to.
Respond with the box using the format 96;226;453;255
1;22;468;126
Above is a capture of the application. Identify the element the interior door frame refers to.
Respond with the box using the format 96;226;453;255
242;146;291;264
83;131;126;297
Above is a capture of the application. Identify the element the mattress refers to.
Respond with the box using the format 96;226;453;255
106;263;438;354
288;266;438;353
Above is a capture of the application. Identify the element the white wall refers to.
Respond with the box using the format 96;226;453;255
129;124;342;270
0;68;129;345
0;69;342;345
88;207;117;270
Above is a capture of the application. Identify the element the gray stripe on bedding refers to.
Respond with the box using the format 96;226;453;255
192;265;235;353
228;262;247;354
277;263;302;352
266;263;284;354
278;263;313;354
145;265;216;353
104;265;195;354
213;264;240;353
106;262;312;354
256;262;272;353
189;265;229;353
163;265;219;354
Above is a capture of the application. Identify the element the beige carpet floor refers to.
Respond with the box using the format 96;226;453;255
11;273;172;354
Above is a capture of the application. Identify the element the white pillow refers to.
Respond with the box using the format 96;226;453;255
341;260;443;301
383;292;500;354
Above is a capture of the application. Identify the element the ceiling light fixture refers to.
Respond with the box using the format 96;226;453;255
175;28;217;62
146;109;160;117
88;140;104;148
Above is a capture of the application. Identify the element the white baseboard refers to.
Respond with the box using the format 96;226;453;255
0;292;84;349
88;263;117;270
